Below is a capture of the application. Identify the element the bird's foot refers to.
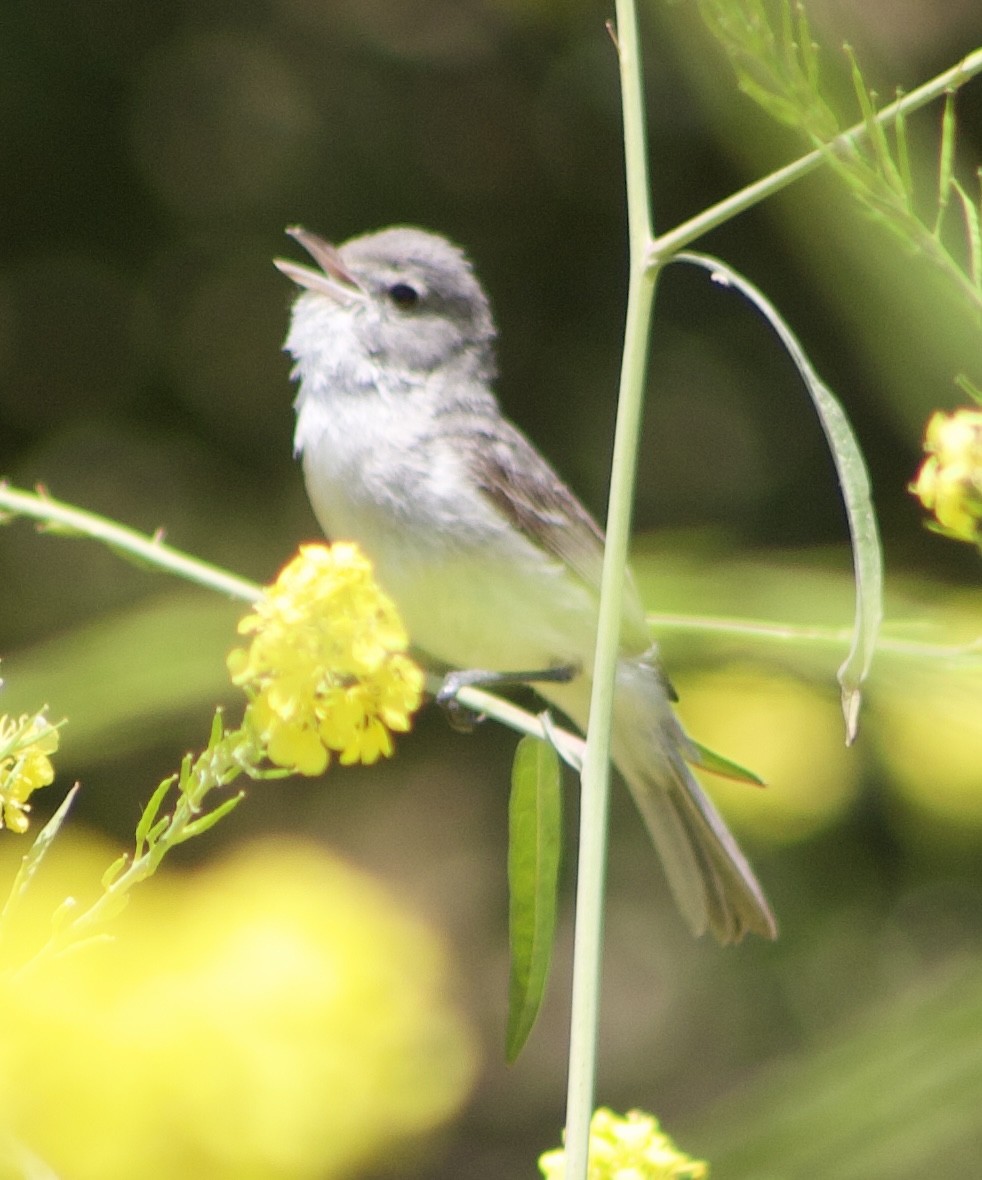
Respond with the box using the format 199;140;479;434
435;664;578;733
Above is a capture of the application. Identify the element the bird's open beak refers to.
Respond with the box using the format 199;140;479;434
274;227;366;302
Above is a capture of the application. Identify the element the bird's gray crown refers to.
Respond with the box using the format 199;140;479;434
285;225;498;385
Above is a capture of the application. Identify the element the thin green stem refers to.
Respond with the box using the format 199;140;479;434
0;483;594;767
450;686;585;771
563;1;657;1175
14;722;262;977
0;483;261;603
649;46;982;263
651;613;982;664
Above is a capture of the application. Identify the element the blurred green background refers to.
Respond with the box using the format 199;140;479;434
1;1;981;1177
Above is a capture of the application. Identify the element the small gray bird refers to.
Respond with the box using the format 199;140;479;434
276;225;776;943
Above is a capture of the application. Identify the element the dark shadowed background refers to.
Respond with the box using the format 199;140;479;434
1;1;981;1177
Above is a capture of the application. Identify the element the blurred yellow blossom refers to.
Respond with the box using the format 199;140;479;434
0;711;59;834
539;1108;708;1180
873;669;982;828
228;543;425;775
0;834;477;1180
910;409;982;548
675;666;858;843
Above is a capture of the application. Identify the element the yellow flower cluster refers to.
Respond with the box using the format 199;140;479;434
910;408;982;548
0;712;58;834
228;543;424;775
539;1108;708;1180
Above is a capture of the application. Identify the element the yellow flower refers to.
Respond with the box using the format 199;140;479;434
910;409;982;547
0;835;477;1180
539;1108;708;1180
228;543;425;775
0;712;59;834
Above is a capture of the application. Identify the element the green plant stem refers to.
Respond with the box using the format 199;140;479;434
13;805;197;976
651;613;982;664
15;721;261;977
0;483;261;603
674;251;882;742
0;484;588;765
56;791;202;939
563;2;657;1176
649;45;982;263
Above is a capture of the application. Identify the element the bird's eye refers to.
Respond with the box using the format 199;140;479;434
387;282;420;309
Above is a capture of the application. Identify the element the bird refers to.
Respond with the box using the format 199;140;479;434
275;224;776;943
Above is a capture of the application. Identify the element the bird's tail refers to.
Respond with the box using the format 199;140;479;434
547;659;776;944
611;660;776;944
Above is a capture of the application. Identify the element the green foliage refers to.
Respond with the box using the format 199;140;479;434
696;0;982;322
696;0;838;137
689;961;982;1177
506;735;563;1063
956;374;982;404
8;710;283;977
674;252;882;742
0;484;261;603
126;709;269;869
688;739;765;785
0;786;78;951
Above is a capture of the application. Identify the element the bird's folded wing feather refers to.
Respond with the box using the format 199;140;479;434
467;417;653;655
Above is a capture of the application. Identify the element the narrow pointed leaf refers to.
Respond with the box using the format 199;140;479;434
0;784;80;935
135;775;175;855
674;253;883;744
951;179;982;290
145;816;171;847
174;792;245;844
893;95;914;214
688;739;765;786
100;854;129;890
505;735;562;1063
935;91;957;227
845;45;903;196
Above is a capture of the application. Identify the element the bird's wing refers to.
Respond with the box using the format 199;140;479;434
467;417;653;655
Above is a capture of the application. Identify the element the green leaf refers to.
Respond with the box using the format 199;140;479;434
845;45;903;198
688;740;765;786
505;736;562;1063
100;854;129;890
174;791;245;844
144;816;171;847
956;373;982;405
796;3;820;91
0;784;80;937
951;179;982;291
134;775;175;856
935;90;957;229
674;253;883;745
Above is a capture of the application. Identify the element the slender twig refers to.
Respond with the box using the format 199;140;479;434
0;483;589;764
651;613;982;664
0;483;261;603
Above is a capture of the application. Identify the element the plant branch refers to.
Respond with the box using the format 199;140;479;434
650;46;982;262
0;483;261;604
0;484;587;769
651;612;982;665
